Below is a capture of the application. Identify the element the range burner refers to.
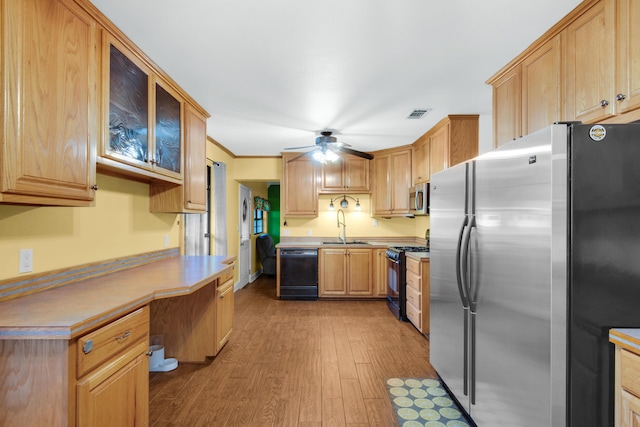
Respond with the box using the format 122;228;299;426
386;246;429;260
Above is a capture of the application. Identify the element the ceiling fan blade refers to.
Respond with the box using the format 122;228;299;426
284;145;316;150
337;146;374;160
286;150;314;162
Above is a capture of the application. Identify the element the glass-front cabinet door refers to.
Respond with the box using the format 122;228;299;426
102;34;183;181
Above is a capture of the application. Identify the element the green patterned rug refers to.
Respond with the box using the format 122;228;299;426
386;378;471;427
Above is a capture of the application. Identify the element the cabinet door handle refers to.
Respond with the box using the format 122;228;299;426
616;93;626;101
90;185;99;191
219;294;225;299
115;330;131;343
600;99;610;107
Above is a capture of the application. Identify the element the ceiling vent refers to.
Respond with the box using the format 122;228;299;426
406;108;432;119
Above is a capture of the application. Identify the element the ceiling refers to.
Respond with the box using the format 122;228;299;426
90;0;582;157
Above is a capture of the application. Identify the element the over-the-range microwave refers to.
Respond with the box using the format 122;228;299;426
409;183;429;215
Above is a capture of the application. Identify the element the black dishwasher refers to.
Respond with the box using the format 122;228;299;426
279;248;318;300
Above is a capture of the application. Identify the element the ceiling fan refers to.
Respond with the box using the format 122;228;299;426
284;131;374;163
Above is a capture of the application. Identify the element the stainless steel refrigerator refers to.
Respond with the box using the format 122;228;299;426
430;123;640;427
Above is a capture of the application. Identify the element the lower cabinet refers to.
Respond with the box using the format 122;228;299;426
76;342;149;426
405;256;430;335
374;248;388;298
216;277;234;353
319;248;373;297
615;346;640;426
75;306;150;426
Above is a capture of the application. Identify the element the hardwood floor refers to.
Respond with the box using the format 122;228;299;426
149;275;437;426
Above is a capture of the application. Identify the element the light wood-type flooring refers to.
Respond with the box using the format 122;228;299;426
149;275;437;426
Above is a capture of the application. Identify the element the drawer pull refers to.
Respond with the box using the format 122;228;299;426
115;330;131;343
83;340;94;354
219;294;225;299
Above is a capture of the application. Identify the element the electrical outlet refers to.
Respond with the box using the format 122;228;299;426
19;249;33;273
164;234;170;247
307;229;313;236
373;219;379;227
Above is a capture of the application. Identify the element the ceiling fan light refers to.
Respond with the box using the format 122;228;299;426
312;150;326;163
325;150;339;162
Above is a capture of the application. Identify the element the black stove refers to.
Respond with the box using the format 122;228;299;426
385;246;430;260
385;245;429;320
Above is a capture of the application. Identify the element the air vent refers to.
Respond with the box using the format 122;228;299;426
406;108;432;119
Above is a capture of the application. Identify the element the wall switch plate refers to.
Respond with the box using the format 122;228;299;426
164;234;170;247
373;219;379;227
307;229;313;236
19;249;33;273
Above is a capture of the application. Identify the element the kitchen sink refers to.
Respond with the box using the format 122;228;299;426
322;240;369;245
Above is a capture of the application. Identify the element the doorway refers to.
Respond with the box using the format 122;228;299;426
238;184;252;289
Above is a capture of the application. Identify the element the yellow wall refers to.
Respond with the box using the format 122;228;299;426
283;194;430;240
0;143;427;284
0;173;179;281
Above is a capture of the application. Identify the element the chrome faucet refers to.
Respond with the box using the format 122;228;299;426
337;209;347;243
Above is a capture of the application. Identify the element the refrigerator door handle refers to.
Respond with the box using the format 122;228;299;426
460;214;475;306
455;215;471;308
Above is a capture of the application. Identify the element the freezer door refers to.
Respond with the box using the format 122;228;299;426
430;162;471;413
470;127;556;426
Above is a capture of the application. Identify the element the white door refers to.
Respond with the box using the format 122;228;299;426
238;185;252;289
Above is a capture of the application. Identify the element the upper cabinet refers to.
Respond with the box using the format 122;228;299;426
320;155;370;193
489;0;640;147
100;34;184;182
1;0;98;206
1;0;210;209
372;147;412;217
282;152;319;217
411;115;479;183
150;104;207;213
615;0;640;116
563;0;615;124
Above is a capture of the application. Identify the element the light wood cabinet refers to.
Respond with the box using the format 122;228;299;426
76;306;149;427
374;248;388;298
100;33;185;182
77;341;149;426
1;0;98;206
522;35;562;138
318;248;373;297
615;346;640;426
282;152;319;217
490;0;640;147
614;0;640;117
411;115;479;180
372;147;412;217
492;66;522;147
149;104;208;213
405;256;430;335
216;276;234;353
320;155;370;193
491;37;561;148
412;136;430;185
563;0;615;124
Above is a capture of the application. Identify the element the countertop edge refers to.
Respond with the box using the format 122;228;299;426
0;256;234;340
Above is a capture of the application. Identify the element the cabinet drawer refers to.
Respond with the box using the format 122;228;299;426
621;349;640;397
406;270;421;291
406;257;421;275
77;306;149;378
218;268;234;285
406;284;421;310
406;300;421;330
